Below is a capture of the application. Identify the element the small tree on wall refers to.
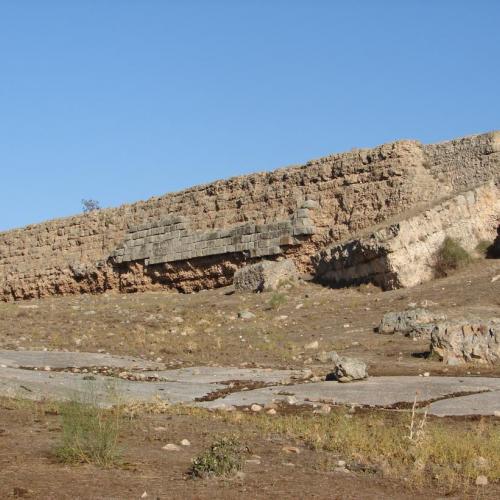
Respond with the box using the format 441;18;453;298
81;199;101;213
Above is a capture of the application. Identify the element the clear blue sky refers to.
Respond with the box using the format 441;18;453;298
1;1;499;231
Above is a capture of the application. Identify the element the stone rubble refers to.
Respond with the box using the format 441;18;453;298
377;308;446;338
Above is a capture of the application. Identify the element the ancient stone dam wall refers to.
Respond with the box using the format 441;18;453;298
0;131;498;300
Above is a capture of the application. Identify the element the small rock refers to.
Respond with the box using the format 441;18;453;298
162;443;180;451
494;411;500;417
286;395;298;405
238;311;256;320
334;466;350;474
423;372;430;377
313;404;331;415
266;408;277;415
282;446;300;454
180;439;191;446
245;459;261;465
12;487;30;498
475;475;488;486
305;340;319;350
337;460;346;467
141;492;148;499
251;404;263;412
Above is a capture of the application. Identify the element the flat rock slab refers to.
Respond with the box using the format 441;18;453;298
156;366;309;384
427;391;500;416
1;351;499;416
0;366;222;406
200;376;500;411
0;350;163;370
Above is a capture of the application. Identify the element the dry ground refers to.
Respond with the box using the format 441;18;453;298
1;398;499;500
1;259;499;377
0;258;499;499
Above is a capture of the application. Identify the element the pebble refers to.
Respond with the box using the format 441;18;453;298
141;492;148;499
305;340;319;350
475;475;488;486
286;395;298;405
180;439;191;446
162;443;181;451
282;446;300;454
238;311;256;320
251;404;263;412
313;404;331;415
423;372;430;377
266;408;277;415
494;411;500;418
245;459;261;465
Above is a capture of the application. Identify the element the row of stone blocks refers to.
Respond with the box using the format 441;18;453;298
111;202;318;266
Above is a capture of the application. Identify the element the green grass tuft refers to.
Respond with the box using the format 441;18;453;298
190;435;247;478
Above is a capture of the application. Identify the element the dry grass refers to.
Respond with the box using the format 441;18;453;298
54;388;122;467
434;237;472;277
202;406;500;491
123;401;499;490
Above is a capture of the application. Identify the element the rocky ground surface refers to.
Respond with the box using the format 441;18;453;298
0;258;499;498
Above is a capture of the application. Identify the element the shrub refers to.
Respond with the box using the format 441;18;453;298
54;396;121;466
190;436;247;478
81;199;101;213
268;292;287;310
434;237;471;277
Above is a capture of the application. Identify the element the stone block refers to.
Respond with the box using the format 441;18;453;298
233;259;298;292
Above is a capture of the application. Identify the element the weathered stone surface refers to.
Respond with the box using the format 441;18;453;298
427;391;500;417
314;181;500;290
112;209;316;266
430;319;500;364
1;131;499;300
1;354;499;416
200;376;500;411
378;308;446;338
233;259;298;292
0;350;163;370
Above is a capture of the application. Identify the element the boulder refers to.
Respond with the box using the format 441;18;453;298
430;319;500;365
378;308;446;338
326;352;368;382
233;259;298;292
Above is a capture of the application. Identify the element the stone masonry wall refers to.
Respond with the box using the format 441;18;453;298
314;181;499;290
0;131;498;301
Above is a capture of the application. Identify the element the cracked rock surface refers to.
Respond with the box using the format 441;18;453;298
1;350;499;416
